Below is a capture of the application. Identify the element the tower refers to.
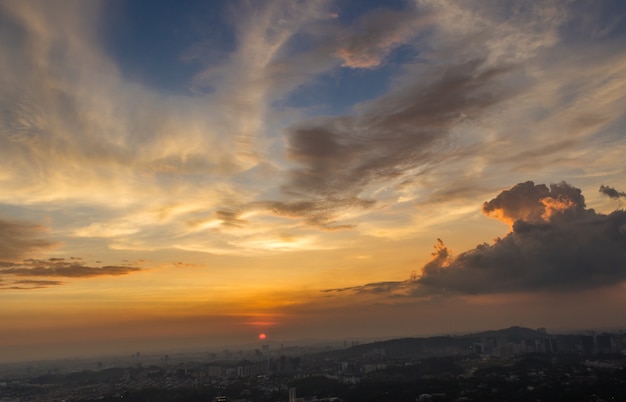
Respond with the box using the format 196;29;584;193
289;387;296;402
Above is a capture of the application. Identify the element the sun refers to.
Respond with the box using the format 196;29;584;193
258;333;267;340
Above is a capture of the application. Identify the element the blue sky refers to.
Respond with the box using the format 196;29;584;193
101;0;235;95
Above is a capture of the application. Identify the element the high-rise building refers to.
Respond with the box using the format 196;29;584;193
289;387;297;402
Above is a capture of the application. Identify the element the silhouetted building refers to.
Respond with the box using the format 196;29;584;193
597;333;613;354
582;335;594;355
289;387;296;402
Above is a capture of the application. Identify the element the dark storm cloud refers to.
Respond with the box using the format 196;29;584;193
0;218;56;261
258;197;375;230
599;185;626;199
326;181;626;296
421;181;626;293
0;259;140;278
285;60;515;199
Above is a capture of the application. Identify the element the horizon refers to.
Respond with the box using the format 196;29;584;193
2;324;623;365
1;0;626;365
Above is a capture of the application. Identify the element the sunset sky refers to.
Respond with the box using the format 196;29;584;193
1;0;626;363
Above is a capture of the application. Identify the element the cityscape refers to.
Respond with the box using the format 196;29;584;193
2;326;626;401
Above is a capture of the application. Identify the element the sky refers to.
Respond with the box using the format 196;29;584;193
1;0;626;363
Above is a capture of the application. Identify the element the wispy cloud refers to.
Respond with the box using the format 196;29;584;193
334;7;431;69
0;218;56;261
0;0;625;267
0;0;341;255
258;197;376;230
274;59;515;233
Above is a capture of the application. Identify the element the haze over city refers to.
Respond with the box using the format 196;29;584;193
1;0;626;363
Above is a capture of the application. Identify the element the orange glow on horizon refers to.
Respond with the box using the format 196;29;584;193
258;333;266;340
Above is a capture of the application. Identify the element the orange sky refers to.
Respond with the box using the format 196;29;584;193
1;0;626;362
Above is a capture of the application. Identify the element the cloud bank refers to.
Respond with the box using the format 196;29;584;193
327;181;626;296
0;258;140;278
0;257;141;290
420;181;626;293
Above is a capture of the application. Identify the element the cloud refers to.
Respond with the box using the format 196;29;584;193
1;0;624;262
0;0;316;209
335;8;431;69
268;0;591;234
0;279;65;290
419;181;626;293
0;259;140;278
482;181;588;226
323;280;405;295
214;209;248;228
418;0;567;65
599;185;626;200
258;197;375;230
285;60;514;200
271;4;543;230
0;218;56;261
326;181;626;296
0;256;142;290
0;0;369;254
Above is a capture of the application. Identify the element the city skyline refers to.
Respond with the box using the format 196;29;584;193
1;0;626;362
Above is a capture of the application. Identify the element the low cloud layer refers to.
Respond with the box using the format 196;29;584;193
0;258;141;290
0;279;65;290
0;216;140;290
0;258;140;278
423;181;626;293
327;181;626;296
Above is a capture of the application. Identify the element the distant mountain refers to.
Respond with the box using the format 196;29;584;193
315;327;547;360
462;326;547;341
